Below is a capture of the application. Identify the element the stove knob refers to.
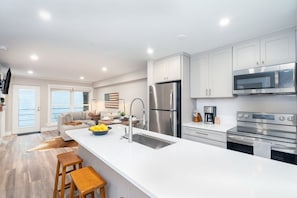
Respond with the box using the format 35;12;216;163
279;116;285;121
287;116;294;121
244;114;249;119
238;113;243;118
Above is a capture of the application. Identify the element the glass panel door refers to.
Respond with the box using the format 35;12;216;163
13;85;40;134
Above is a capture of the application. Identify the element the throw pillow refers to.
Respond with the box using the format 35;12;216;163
64;114;73;122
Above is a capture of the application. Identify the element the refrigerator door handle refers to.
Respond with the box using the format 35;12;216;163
170;90;173;110
169;111;173;132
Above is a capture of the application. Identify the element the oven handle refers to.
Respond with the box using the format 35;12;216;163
228;135;297;151
227;135;254;146
271;143;296;150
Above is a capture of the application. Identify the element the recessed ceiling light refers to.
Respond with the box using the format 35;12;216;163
30;54;39;61
177;34;187;40
0;46;7;51
102;67;107;72
147;48;154;55
219;17;230;27
27;70;34;74
80;76;85;80
39;10;51;21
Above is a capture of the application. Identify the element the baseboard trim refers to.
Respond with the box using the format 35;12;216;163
41;126;57;132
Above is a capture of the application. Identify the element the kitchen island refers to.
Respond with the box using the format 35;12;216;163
66;125;297;198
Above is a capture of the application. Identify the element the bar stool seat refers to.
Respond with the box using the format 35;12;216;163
53;151;83;198
70;166;106;198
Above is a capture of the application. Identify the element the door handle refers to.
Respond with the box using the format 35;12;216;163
169;112;173;131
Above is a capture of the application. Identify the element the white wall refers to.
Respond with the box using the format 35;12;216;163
94;78;147;121
195;95;297;126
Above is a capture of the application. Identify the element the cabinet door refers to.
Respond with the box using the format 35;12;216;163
153;56;181;83
190;54;209;97
182;126;226;148
261;31;296;66
209;47;233;97
233;39;260;70
167;55;181;81
153;59;167;83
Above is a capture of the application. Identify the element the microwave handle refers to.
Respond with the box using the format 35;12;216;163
275;71;279;88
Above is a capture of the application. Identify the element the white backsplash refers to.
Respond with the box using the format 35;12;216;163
195;95;297;126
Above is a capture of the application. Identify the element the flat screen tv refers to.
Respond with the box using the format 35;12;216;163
1;68;11;94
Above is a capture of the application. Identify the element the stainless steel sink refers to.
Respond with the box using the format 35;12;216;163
124;133;175;149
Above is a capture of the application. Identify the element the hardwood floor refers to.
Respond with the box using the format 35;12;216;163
0;131;77;198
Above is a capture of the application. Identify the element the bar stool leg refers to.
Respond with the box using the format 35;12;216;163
100;187;106;198
53;161;60;198
69;180;75;198
91;191;95;198
60;166;67;198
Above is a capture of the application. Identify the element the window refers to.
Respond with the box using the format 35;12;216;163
49;85;92;123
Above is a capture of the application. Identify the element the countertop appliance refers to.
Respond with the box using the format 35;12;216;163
227;111;297;165
233;62;296;95
204;106;216;124
149;82;181;137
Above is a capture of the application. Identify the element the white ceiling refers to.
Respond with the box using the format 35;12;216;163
0;0;296;83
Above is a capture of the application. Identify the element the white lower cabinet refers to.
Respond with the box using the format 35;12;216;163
182;126;226;148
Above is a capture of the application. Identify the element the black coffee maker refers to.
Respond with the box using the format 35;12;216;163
204;106;216;124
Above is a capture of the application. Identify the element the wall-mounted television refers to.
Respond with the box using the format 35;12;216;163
0;68;11;94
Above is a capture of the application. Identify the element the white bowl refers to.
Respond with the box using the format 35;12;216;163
102;116;111;120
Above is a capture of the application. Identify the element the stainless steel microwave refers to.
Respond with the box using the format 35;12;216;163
233;63;296;95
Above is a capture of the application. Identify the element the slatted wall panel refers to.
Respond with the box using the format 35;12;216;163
104;92;119;109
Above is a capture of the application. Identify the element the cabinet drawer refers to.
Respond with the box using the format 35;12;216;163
182;126;226;142
183;133;226;148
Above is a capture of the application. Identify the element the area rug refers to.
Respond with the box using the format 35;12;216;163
27;136;78;151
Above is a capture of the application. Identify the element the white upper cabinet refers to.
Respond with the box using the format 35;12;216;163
153;55;181;83
233;30;296;70
233;39;260;70
190;54;209;97
260;31;295;66
209;47;233;97
191;47;233;98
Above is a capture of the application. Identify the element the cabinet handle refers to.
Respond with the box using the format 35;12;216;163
209;89;211;96
195;131;208;136
262;60;264;64
256;61;259;65
206;89;208;96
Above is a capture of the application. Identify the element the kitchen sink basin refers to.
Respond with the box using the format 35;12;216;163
124;133;175;149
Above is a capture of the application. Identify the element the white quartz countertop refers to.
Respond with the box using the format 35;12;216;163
67;125;297;198
183;122;235;132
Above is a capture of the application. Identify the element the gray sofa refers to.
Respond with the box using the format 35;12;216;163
57;111;96;141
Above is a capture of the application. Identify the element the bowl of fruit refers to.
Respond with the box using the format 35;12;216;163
89;124;111;136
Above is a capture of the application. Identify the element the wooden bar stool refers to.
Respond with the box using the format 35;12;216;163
69;166;106;198
53;151;83;198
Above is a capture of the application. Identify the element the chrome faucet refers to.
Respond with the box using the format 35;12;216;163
128;98;146;143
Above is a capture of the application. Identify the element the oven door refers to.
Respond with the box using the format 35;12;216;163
227;135;254;154
227;134;297;165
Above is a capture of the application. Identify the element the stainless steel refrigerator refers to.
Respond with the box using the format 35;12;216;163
149;82;181;137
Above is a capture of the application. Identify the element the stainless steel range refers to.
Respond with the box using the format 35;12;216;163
227;111;297;165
